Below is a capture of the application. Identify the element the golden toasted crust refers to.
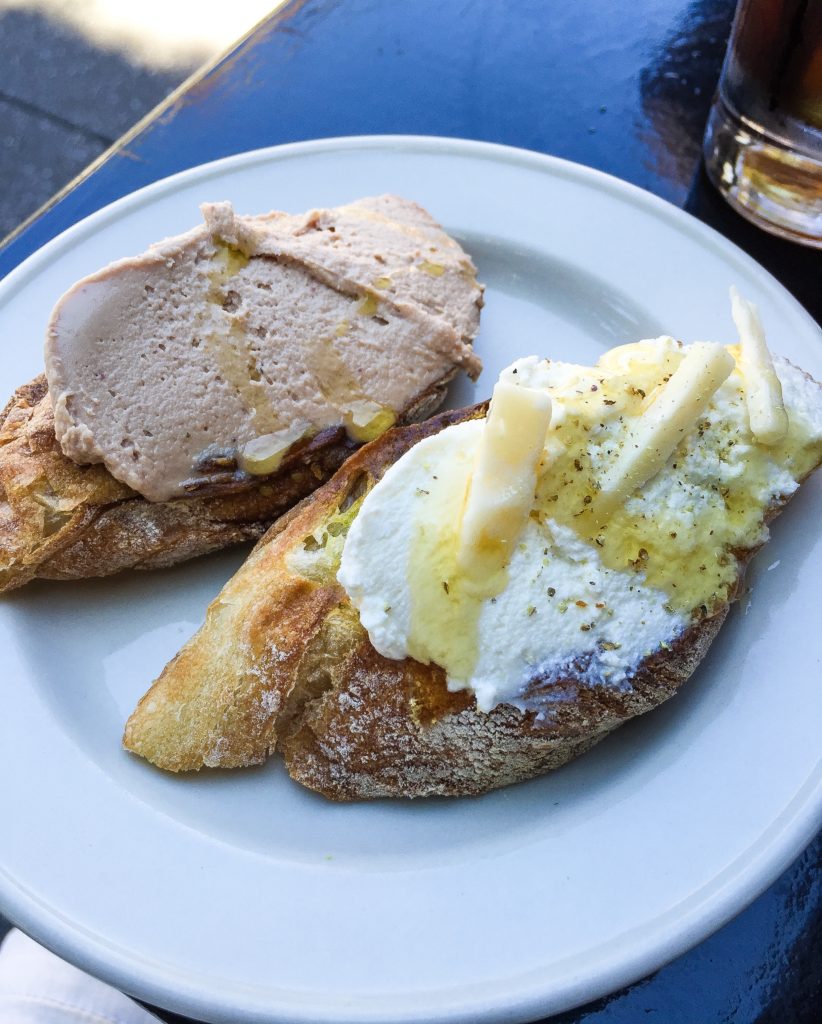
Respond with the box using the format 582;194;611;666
280;610;727;800
123;406;480;772
0;373;453;594
123;404;745;799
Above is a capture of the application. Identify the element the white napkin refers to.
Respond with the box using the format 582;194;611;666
0;929;160;1023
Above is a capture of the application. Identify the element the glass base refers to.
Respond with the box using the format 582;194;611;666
703;96;822;248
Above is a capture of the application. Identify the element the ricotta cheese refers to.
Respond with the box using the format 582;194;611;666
337;337;822;713
337;421;685;711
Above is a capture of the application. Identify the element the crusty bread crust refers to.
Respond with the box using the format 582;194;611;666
280;605;727;799
123;404;757;799
0;372;455;594
123;407;482;774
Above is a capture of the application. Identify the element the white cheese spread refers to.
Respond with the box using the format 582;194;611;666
337;338;822;712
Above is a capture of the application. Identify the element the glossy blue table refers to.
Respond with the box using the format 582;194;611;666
2;2;819;1021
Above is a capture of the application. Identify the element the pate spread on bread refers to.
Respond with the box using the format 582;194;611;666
0;196;482;592
46;196;482;502
123;296;822;798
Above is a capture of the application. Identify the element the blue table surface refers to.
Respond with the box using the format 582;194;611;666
1;2;819;1022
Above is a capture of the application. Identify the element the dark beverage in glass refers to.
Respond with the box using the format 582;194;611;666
704;0;822;246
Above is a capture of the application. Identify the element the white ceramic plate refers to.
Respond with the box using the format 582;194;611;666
1;137;820;1024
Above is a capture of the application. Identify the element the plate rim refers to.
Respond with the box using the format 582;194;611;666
1;134;820;1024
1;134;820;339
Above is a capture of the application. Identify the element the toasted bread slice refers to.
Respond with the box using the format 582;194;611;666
124;338;822;799
124;403;749;798
0;195;482;592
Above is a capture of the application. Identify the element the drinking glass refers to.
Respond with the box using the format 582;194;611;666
703;0;822;247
